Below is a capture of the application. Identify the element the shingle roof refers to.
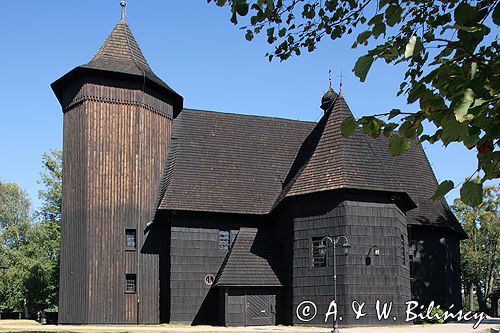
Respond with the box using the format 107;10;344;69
52;19;183;113
277;95;409;202
369;136;466;237
214;228;282;287
156;99;464;237
158;109;315;214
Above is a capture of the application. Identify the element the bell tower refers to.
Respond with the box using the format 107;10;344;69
51;2;182;324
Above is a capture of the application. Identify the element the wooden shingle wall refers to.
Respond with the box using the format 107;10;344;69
287;194;411;327
409;226;462;308
58;77;172;324
167;214;260;324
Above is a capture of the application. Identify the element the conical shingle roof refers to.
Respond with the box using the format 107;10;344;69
278;94;412;204
52;19;183;113
84;20;153;78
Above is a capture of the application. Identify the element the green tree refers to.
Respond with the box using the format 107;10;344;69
35;148;62;310
0;181;51;314
210;0;499;206
453;184;499;312
0;149;62;314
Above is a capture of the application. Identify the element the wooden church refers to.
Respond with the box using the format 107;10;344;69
51;3;466;327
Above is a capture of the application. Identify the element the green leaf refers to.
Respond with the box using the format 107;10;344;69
362;117;384;137
235;1;249;16
454;3;479;26
441;113;469;144
383;123;398;137
353;55;374;82
341;116;357;138
454;88;475;122
388;109;401;120
385;4;403;27
470;62;477;80
372;22;386;38
460;181;483;206
388;135;411;156
404;36;418;58
432;180;454;200
245;30;254;41
357;31;371;44
378;0;389;10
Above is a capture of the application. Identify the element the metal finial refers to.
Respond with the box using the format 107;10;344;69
120;1;127;21
328;69;332;88
338;70;345;93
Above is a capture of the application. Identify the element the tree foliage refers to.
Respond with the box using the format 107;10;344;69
452;184;499;311
34;149;63;310
0;149;62;313
209;0;500;206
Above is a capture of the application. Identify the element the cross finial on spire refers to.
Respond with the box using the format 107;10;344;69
337;71;345;94
328;69;332;88
120;1;127;21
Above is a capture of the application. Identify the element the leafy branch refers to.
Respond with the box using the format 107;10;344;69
209;0;500;206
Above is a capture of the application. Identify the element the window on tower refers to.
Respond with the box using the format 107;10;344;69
125;274;136;293
126;229;136;250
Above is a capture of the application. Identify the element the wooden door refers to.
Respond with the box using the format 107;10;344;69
245;294;275;326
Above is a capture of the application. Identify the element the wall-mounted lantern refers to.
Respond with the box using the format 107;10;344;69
365;246;380;266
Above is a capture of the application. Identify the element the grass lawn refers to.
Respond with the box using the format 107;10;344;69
0;320;282;333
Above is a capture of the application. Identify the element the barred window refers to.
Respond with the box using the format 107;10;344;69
218;230;230;249
126;229;136;249
312;237;326;268
125;274;136;293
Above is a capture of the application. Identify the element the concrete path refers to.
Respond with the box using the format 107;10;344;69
0;319;498;333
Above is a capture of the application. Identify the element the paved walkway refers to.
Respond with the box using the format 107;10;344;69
0;319;498;333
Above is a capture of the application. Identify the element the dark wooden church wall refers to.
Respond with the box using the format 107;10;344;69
287;193;411;327
168;213;262;325
59;102;89;324
270;207;294;326
58;77;172;324
409;226;462;309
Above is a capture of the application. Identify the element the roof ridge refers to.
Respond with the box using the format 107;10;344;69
273;95;340;207
181;108;317;124
335;97;406;191
274;94;409;206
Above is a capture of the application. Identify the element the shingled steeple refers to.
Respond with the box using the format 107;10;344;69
277;93;415;209
52;8;183;114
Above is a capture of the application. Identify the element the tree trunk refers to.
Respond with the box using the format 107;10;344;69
23;298;28;318
475;282;488;312
469;284;474;310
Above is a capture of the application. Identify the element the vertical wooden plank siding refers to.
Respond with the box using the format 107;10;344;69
58;80;172;324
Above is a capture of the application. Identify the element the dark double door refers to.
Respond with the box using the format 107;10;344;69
245;294;275;325
225;289;276;326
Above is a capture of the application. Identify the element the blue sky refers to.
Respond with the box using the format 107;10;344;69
0;1;487;210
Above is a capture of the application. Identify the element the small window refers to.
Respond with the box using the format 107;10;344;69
126;229;136;249
401;234;406;265
218;230;230;249
125;274;136;293
312;237;326;268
